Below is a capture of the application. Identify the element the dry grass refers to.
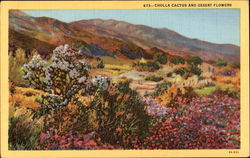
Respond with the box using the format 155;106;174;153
171;74;214;89
215;70;240;91
9;87;45;110
105;64;132;71
9;93;40;109
15;87;46;95
101;56;134;65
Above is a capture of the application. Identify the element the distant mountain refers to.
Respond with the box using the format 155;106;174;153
9;10;152;59
9;10;240;62
72;19;240;62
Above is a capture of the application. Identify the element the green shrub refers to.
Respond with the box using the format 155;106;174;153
151;81;172;97
133;61;160;71
187;56;203;67
188;67;202;76
174;67;188;76
145;76;163;82
214;59;227;67
171;56;185;65
153;55;167;64
230;62;240;69
166;72;172;77
172;67;202;76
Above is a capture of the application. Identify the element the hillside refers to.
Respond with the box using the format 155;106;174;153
9;10;152;59
9;10;240;62
72;19;240;62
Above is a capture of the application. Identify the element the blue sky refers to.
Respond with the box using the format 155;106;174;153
23;9;240;46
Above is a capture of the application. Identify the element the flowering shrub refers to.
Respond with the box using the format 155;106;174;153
221;70;236;77
140;97;171;116
134;93;240;149
88;80;149;148
40;128;117;150
22;44;90;109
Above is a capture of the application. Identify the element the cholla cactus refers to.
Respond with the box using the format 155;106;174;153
91;76;110;91
22;44;90;108
22;55;48;90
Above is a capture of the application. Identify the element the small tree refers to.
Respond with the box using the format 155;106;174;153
171;56;185;65
187;56;203;67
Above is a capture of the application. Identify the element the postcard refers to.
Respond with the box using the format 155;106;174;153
1;0;249;157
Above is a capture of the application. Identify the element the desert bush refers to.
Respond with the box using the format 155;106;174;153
145;76;163;82
9;48;27;85
96;58;105;68
188;66;202;76
36;101;90;135
153;54;167;64
9;106;44;150
171;56;185;65
88;80;149;148
187;56;203;67
133;61;160;72
214;59;227;67
166;72;173;77
150;81;172;97
156;85;180;106
172;66;202;77
230;62;240;69
173;67;187;76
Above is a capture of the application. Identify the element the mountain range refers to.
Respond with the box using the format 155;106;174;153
9;10;240;62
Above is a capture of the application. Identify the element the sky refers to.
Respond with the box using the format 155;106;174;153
23;9;240;46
